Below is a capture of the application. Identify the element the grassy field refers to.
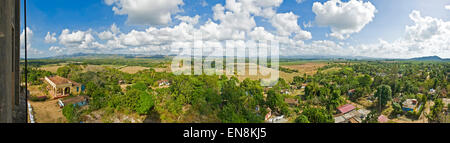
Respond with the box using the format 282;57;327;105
119;66;150;74
278;62;328;82
39;64;65;73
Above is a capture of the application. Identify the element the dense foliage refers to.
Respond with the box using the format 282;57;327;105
28;58;450;123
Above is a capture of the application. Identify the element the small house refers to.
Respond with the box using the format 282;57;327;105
44;76;84;99
301;83;307;89
402;99;418;112
157;79;170;87
429;89;436;94
280;89;290;95
348;89;355;96
58;96;88;108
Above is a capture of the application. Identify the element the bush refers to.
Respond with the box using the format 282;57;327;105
295;115;310;123
62;104;80;123
29;96;47;102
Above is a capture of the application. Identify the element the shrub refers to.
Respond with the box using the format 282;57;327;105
62;104;80;123
29;96;47;102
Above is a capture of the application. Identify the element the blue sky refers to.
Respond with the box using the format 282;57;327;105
21;0;450;58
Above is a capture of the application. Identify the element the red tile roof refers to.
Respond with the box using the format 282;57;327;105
46;76;80;86
47;76;72;85
337;104;356;114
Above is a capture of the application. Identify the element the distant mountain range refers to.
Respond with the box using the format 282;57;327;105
29;53;449;61
409;56;449;61
33;53;168;60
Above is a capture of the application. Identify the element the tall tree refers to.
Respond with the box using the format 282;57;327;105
374;85;392;108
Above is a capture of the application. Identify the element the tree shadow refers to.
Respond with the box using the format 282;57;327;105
143;111;161;123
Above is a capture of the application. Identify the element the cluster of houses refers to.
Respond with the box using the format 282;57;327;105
334;104;371;123
44;77;174;109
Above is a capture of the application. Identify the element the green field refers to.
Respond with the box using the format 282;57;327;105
23;57;450;123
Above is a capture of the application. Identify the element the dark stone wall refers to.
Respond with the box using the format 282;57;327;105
0;0;22;123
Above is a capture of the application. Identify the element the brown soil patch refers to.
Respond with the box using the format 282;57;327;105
282;62;328;75
120;66;150;74
29;100;66;123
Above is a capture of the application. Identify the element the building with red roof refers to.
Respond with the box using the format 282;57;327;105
337;104;356;114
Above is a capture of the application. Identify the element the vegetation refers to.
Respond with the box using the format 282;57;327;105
374;85;392;108
26;58;449;123
62;104;80;123
280;67;298;73
298;107;334;123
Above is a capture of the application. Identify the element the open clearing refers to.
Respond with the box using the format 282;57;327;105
281;62;328;75
28;85;48;97
169;61;328;83
279;62;328;82
39;65;64;73
119;66;150;74
82;65;106;72
29;100;66;123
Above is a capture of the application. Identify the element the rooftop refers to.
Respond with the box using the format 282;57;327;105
46;76;80;86
334;116;346;123
61;96;87;105
402;99;418;109
337;104;356;114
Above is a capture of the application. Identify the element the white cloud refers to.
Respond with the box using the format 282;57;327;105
49;46;63;54
349;10;450;58
110;23;120;34
20;27;43;57
294;30;312;41
213;3;256;31
282;10;450;59
201;0;208;7
296;0;305;4
45;32;57;43
312;0;377;40
271;12;300;36
212;0;285;33
42;0;317;57
105;0;184;25
222;0;283;18
98;24;120;40
98;31;114;40
175;15;200;25
270;12;312;40
248;27;275;41
303;21;313;28
406;10;441;41
58;29;96;49
445;5;450;10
